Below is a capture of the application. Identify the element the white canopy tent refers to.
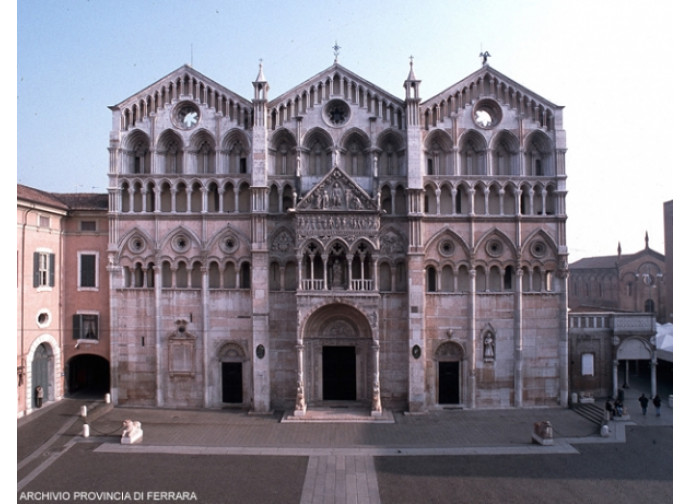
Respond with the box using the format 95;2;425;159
655;322;673;363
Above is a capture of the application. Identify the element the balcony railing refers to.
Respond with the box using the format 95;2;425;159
299;278;374;292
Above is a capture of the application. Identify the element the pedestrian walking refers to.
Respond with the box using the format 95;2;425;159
653;394;662;416
638;393;649;415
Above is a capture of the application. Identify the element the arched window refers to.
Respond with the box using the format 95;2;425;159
284;261;297;291
176;262;188;288
160;133;183;174
426;266;437;292
441;265;455;292
269;262;281;290
223;262;236;289
208;261;221;288
458;265;470;292
343;135;368;177
239;262;251;289
460;132;487;175
492;133;519;176
306;137;331;176
379;262;392;292
129;134;151;174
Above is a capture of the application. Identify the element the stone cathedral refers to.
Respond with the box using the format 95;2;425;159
107;56;569;415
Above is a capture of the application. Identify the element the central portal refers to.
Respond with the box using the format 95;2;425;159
322;346;357;400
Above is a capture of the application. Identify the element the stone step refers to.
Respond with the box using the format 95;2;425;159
571;403;606;425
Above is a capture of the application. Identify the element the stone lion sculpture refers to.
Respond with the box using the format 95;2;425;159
121;419;143;444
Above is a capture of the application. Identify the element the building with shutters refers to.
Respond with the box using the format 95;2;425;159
17;185;110;417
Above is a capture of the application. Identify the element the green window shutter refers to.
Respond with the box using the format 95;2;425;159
73;314;81;339
33;252;40;287
49;253;56;287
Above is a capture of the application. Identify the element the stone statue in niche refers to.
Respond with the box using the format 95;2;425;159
332;182;344;207
332;259;345;288
295;382;306;412
483;334;495;360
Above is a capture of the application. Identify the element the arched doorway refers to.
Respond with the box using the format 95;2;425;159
616;337;654;393
435;341;465;405
32;343;54;408
218;342;249;406
301;303;374;405
67;355;110;397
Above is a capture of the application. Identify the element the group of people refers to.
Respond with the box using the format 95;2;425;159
605;390;663;419
638;393;663;416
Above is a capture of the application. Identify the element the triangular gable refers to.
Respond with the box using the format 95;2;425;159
422;65;562;112
296;167;378;212
110;64;251;110
269;62;404;108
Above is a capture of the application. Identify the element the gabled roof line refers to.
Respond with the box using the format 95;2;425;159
111;64;251;110
421;65;563;110
268;62;404;107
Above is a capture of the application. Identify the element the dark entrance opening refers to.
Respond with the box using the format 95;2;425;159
322;346;356;400
222;362;243;403
67;355;110;398
438;361;460;404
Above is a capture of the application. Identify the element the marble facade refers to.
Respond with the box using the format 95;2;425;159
107;58;569;413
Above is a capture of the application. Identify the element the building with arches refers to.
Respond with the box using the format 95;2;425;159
568;233;669;401
106;59;569;413
568;235;668;323
17;185;110;417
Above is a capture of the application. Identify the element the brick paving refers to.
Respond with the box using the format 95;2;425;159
18;393;673;503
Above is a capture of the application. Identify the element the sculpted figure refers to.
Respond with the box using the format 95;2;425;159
121;419;143;444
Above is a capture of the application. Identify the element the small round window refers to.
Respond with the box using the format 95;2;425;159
220;234;238;254
472;99;502;129
172;234;191;253
173;102;200;129
37;310;51;328
438;239;455;257
486;239;504;257
530;241;547;258
128;235;146;254
323;99;350;127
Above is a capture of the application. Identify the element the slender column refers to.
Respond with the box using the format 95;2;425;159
294;342;306;416
612;359;619;396
371;340;382;415
514;268;524;407
469;268;477;408
154;264;163;406
347;254;353;289
154;185;161;213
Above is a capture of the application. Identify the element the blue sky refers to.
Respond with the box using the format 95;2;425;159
16;0;681;261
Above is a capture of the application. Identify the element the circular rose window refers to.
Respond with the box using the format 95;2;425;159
472;99;502;129
485;239;504;257
323;99;350;127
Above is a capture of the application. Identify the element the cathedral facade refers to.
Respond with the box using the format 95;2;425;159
107;59;569;414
